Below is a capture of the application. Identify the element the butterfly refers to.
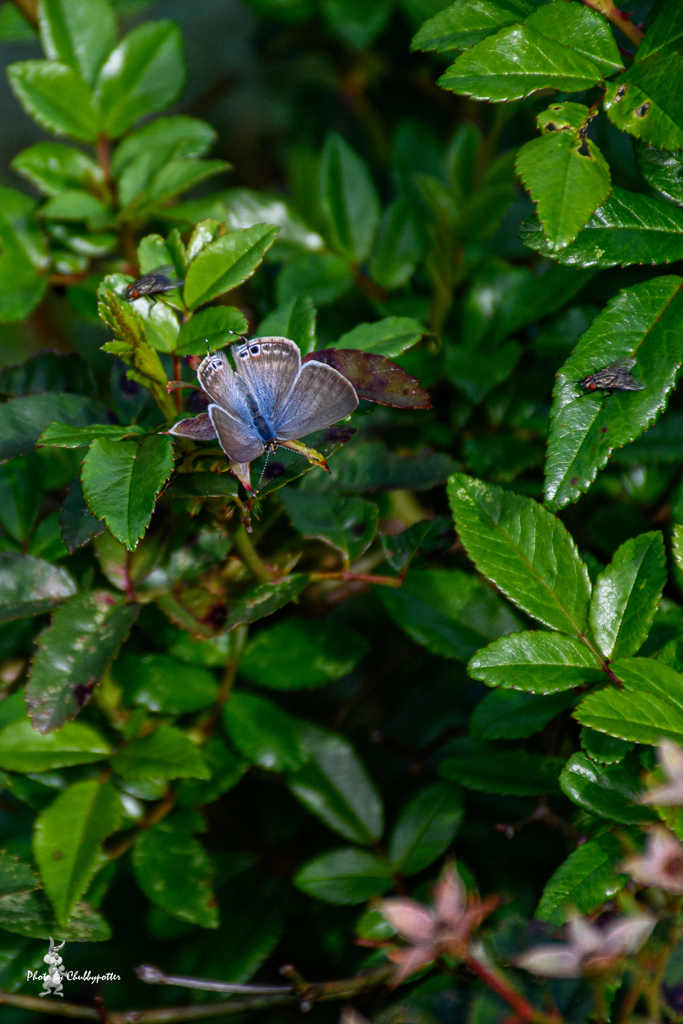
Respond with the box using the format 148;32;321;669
575;357;645;395
197;337;358;468
125;265;184;302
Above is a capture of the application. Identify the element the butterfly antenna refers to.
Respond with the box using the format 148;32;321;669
205;339;210;357
257;449;272;492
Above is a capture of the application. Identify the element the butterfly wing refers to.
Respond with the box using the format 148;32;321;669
198;351;264;462
274;360;358;441
198;351;248;412
233;338;301;422
208;404;265;463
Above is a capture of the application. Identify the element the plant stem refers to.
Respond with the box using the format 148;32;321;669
307;571;403;587
172;357;183;414
233;525;272;583
581;0;643;48
106;788;175;861
136;965;291;994
8;0;38;28
465;956;560;1024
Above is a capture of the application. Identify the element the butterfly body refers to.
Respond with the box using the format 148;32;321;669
125;265;184;302
575;357;645;395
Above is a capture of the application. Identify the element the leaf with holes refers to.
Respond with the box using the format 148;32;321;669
604;54;683;151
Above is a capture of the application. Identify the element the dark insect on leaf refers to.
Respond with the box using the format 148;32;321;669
125;265;185;302
575;358;646;394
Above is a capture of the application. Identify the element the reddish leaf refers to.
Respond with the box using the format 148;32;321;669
306;349;431;409
166;413;217;442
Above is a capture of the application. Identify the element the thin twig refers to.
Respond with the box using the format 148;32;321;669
465;955;560;1024
106;789;175;861
136;965;292;995
581;0;643;48
307;571;403;587
232;525;272;583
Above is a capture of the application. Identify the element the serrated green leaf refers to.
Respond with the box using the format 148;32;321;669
335;317;426;358
287;723;383;844
448;474;590;634
281;490;379;564
388;781;462;874
468;633;604;694
110;724;210;781
223;691;306;772
33;779;121;925
240;619;369;690
132;816;218;928
184;224;278;309
7;60;99;142
438;24;603;102
25;591;138;733
524;3;623;76
380;520;431;573
440;748;564;795
176;738;248;808
545;277;683;511
0;553;76;622
411;0;535;54
39;0;116;87
580;727;633;765
471;689;578;740
60;477;105;554
516;131;611;252
0;851;39;897
589;532;666;661
81;435;174;550
95;20;186;138
319;133;380;263
536;834;627;925
225;575;308;630
176;307;248;356
11;142;104;197
639;0;683;61
0;718;110;772
605;54;683;151
0;889;109;940
560;751;655;824
114;652;218;714
520;186;683;268
636;142;683;206
257;295;317;355
295;848;393;904
380;567;521;660
575;688;683;745
369;199;425;290
38;422;145;447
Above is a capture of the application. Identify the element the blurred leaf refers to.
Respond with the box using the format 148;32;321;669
590;532;666;661
277;252;354;307
39;0;116;86
0;351;95;397
468;632;604;694
448;474;591;633
176;738;248;808
112;116;217;206
0;719;110;773
322;0;391;49
604;54;683;151
133;816;218;928
33;779;121;925
165;471;239;498
115;652;218;714
39;422;145;447
381;520;431;572
287;723;383;844
446;341;520;403
470;689;578;740
123;160;229;219
7;60;99;142
0;888;109;940
295;848;393;904
299;441;455;492
96;20;186;138
241;619;369;690
81;435;174;550
580;727;633;765
184;224;279;309
440;748;563;795
464;435;543;483
225;575;308;630
11;142;104;197
110;724;210;781
380;568;521;660
411;0;535;53
258;296;317;356
335;317;426;359
60;478;105;553
560;752;655;824
223;691;306;772
25;592;138;733
536;834;627;926
388;781;462;874
196;188;325;251
639;0;683;60
0;4;36;41
545;277;683;511
0;454;43;543
0;852;39;897
319;133;380;263
0;553;76;623
177;307;248;356
309;350;432;409
281;490;379;563
636;142;683;206
370;199;425;290
0;393;108;464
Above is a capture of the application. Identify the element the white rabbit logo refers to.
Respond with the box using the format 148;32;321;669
40;937;65;997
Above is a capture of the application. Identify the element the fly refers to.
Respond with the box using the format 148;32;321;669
125;265;184;303
575;357;645;403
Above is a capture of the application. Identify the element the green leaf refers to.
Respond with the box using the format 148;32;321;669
0;393;108;463
295;848;393;904
225;575;309;630
0;718;110;772
388;781;462;875
7;60;99;142
589;532;666;661
611;656;683;708
281;490;379;564
438;24;603;102
277;252;354;307
524;3;623;76
258;296;317;356
114;652;218;714
560;751;655;825
545;277;683;511
33;779;121;925
639;0;683;61
110;724;210;781
520;186;683;268
254;426;356;497
25;592;138;733
132;816;218;928
380;520;431;572
516;130;611;252
0;553;76;622
604;54;683;151
112;116;217;205
576;686;683;745
0;889;109;940
298;440;457;493
536;834;627;926
335;317;426;359
448;474;591;634
60;477;105;553
11;142;104;197
95;20;186;138
176;738;248;808
380;567;521;660
222;691;307;772
0;454;42;543
440;748;564;796
122;160;229;219
470;689;578;740
81;435;174;551
287;724;383;844
176;307;248;356
580;727;633;765
369;199;425;291
240;619;369;690
468;632;604;694
636;143;683;206
39;0;116;86
446;340;521;403
38;422;145;447
319;133;380;263
184;224;279;309
411;0;535;53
